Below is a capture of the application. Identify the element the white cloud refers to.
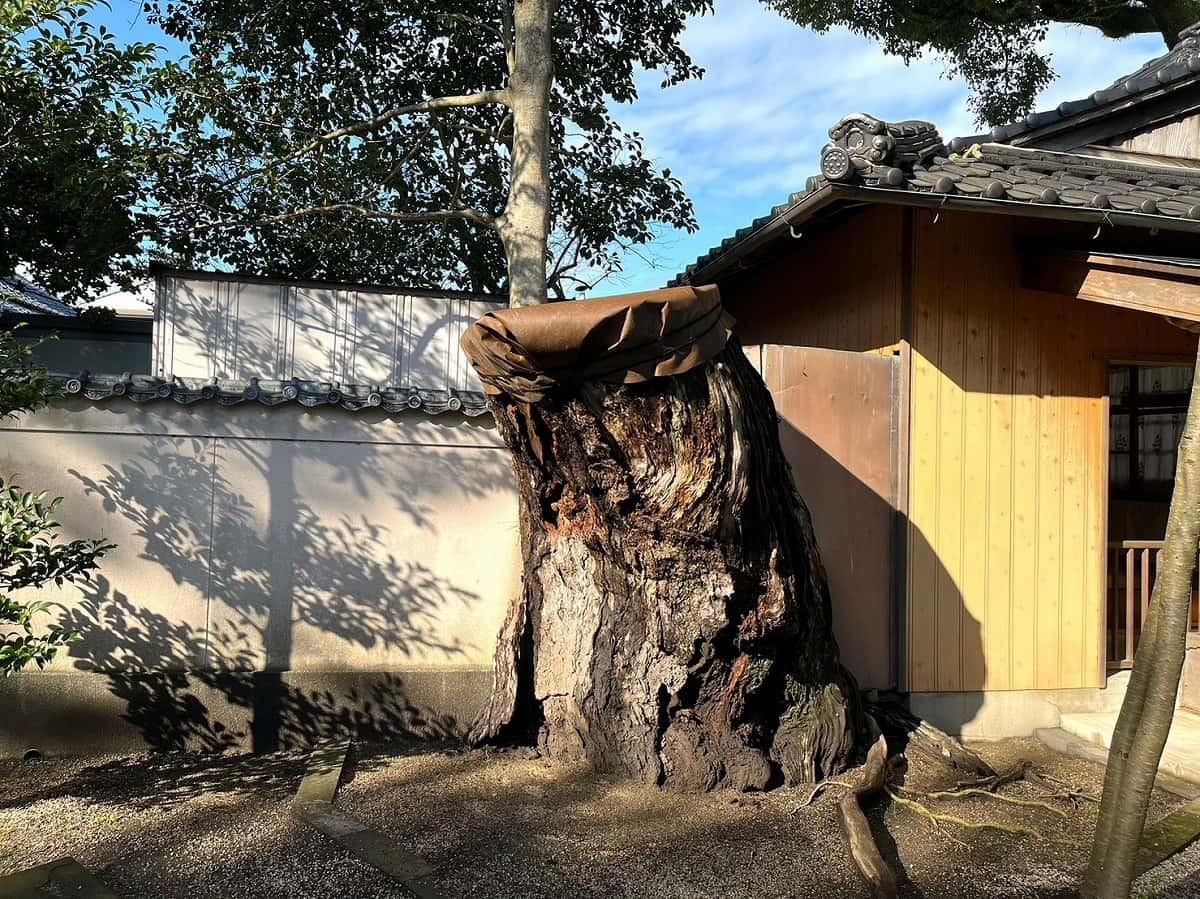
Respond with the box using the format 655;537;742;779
612;0;1173;290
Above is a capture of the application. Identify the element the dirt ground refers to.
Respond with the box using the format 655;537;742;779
0;737;1196;898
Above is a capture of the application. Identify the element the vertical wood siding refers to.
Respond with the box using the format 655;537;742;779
1107;112;1200;164
725;205;904;352
906;211;1196;692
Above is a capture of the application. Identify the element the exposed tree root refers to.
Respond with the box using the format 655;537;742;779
957;761;1099;807
839;735;898;899
811;714;1097;890
798;778;856;809
1022;770;1101;807
955;760;1032;792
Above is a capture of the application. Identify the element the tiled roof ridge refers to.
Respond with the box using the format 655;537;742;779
50;372;490;417
949;20;1200;152
669;114;1200;286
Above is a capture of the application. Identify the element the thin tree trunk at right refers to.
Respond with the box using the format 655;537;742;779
1083;342;1200;899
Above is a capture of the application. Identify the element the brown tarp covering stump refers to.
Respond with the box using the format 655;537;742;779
462;286;863;791
461;284;731;402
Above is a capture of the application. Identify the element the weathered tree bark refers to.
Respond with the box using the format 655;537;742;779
868;697;995;780
1083;343;1200;899
469;337;865;790
497;0;555;309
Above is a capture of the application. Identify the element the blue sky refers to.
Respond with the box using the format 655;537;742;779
611;0;1166;290
94;0;1167;294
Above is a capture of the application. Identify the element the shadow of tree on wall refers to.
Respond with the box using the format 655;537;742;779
58;416;511;753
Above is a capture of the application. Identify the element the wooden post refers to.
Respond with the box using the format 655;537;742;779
1127;547;1137;664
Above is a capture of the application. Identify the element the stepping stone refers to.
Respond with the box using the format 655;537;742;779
0;857;120;898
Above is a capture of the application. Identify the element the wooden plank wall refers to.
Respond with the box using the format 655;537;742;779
1106;112;1200;163
725;205;904;352
906;210;1196;692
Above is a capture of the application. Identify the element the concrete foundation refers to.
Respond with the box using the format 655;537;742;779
0;668;491;758
1183;633;1200;713
908;674;1131;740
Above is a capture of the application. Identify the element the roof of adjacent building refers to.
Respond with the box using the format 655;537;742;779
948;21;1200;151
670;120;1200;286
0;274;77;316
670;22;1200;288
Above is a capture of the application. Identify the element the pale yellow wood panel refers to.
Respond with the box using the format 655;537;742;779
1083;384;1107;687
935;267;966;692
1058;315;1089;689
900;211;1200;693
983;246;1015;691
1035;297;1066;690
961;228;993;692
1008;294;1041;690
907;215;941;692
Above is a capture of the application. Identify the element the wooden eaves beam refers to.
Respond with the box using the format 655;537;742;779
1021;251;1200;322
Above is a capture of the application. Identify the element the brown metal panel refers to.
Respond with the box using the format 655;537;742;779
764;344;897;688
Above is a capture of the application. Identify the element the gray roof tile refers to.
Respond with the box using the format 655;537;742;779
0;275;77;316
50;373;489;416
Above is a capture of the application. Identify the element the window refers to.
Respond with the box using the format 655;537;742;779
1109;365;1193;500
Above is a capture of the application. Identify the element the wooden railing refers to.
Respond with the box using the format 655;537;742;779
1107;540;1200;670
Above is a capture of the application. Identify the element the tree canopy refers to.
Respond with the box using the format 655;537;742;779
762;0;1200;125
147;0;708;297
0;0;158;301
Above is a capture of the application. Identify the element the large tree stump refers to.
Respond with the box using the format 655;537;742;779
463;288;865;791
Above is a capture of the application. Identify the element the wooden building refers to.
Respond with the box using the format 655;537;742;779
672;26;1200;731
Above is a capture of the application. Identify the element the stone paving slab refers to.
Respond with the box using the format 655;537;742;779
292;740;446;899
0;856;120;898
1135;796;1200;877
294;740;350;804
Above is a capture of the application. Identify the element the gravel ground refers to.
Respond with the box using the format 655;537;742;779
0;750;400;898
1;738;1197;899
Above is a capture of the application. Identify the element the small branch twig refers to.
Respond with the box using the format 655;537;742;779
797;778;856;810
897;785;1068;819
887;788;1046;845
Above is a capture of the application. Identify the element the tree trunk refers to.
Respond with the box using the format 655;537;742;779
468;335;865;790
1083;342;1200;898
498;0;555;308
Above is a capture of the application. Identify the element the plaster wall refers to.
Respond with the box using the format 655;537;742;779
0;398;519;755
152;271;501;393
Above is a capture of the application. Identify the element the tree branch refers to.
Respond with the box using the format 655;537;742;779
224;89;510;187
206;202;497;231
381;123;437;188
499;0;515;72
1036;0;1161;38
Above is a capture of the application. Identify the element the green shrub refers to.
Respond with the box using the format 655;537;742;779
0;327;113;673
